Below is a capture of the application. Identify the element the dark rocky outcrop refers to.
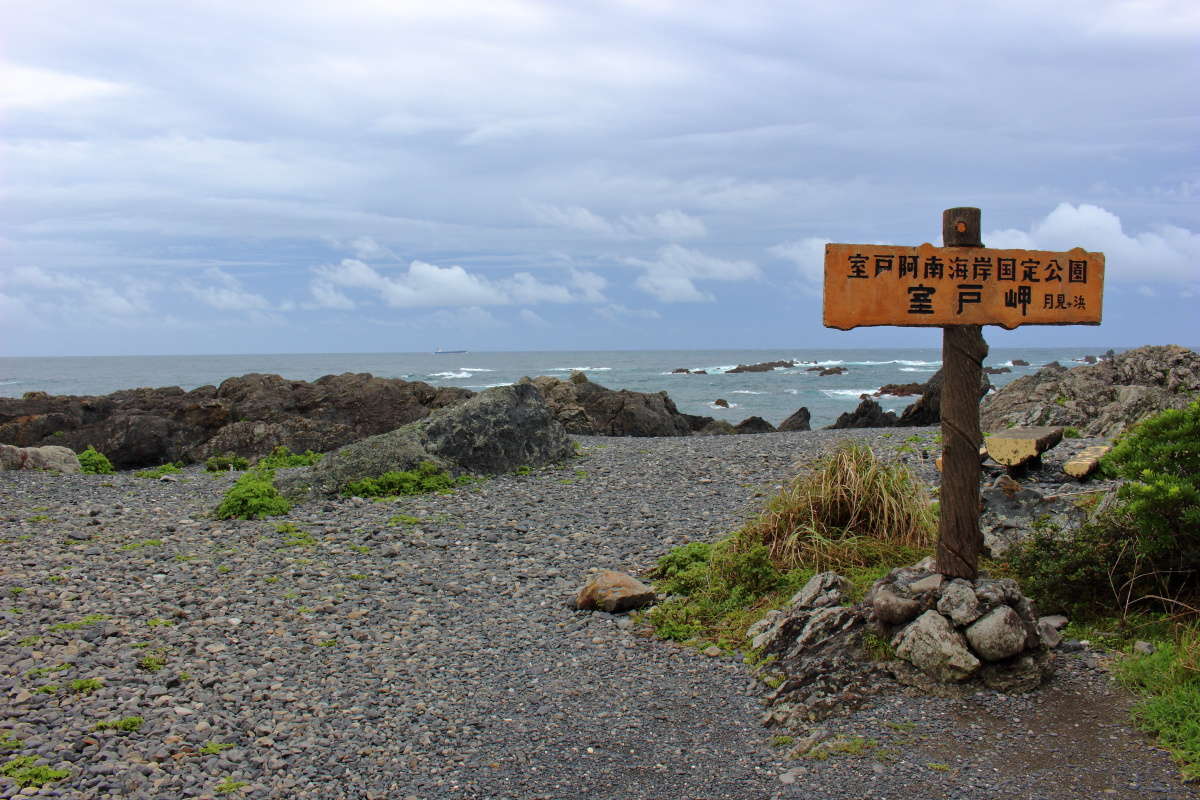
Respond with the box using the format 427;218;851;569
979;345;1200;437
778;407;811;432
523;373;707;437
828;397;899;429
1011;359;1030;367
279;383;573;499
0;373;472;469
983;366;1012;375
894;367;991;428
733;416;776;435
713;398;730;409
807;366;847;376
874;382;926;397
727;360;796;374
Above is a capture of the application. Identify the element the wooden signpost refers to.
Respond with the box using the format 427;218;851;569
823;208;1105;579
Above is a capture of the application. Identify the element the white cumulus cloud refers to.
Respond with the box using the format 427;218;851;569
768;237;832;284
625;244;760;302
985;203;1200;283
531;204;706;241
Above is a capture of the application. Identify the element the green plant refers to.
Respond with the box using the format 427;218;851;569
146;617;174;627
1063;426;1081;438
34;684;59;694
134;462;184;479
279;529;317;548
49;613;108;632
515;465;533;476
26;663;70;679
1006;402;1200;616
0;732;21;750
138;653;166;672
206;453;250;472
68;677;103;694
257;445;322;469
388;514;422;527
0;755;69;788
200;741;234;755
1116;625;1200;779
77;446;114;474
343;461;471;498
27;515;50;523
771;735;794;748
17;635;41;647
215;468;290;520
93;716;144;732
216;777;248;794
119;538;163;551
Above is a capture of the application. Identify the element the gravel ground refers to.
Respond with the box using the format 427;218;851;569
0;428;1194;800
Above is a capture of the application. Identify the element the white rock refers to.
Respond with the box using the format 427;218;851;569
893;610;980;682
965;605;1028;661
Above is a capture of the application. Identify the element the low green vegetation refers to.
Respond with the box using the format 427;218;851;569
200;741;234;755
205;453;249;472
647;442;935;648
77;446;114;474
995;402;1200;778
138;653;167;672
215;467;290;520
118;538;163;551
93;716;144;732
343;461;472;498
48;613;108;632
216;777;248;794
0;755;69;788
68;677;103;695
257;445;322;469
134;462;184;479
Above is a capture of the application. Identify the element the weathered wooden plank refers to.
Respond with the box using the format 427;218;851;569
823;243;1105;330
1063;445;1111;479
984;426;1064;467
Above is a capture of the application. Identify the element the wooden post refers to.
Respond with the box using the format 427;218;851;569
936;208;988;579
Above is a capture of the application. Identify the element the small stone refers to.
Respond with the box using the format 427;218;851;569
872;585;922;626
937;581;982;626
894;610;980;682
907;574;943;595
1133;640;1156;655
702;645;722;658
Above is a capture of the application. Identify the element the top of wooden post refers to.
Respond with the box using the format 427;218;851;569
943;207;982;248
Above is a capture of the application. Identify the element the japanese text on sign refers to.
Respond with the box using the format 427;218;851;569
823;243;1104;330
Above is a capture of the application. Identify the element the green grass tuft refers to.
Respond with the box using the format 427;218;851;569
77;446;114;474
215;467;290;520
343;461;471;498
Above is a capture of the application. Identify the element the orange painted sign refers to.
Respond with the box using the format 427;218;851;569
823;243;1104;330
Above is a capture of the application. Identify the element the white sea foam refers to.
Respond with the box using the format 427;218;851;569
430;370;471;379
466;382;512;389
548;366;611;372
899;367;937;373
820;388;878;399
460;368;494;373
708;401;739;409
731;390;765;395
0;379;19;386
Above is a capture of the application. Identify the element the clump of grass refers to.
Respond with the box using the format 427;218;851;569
200;741;234;755
0;755;69;788
77;446;114;474
738;441;935;571
216;777;248;794
647;442;935;648
134;462;184;479
215;467;290;520
49;613;108;632
1116;623;1200;779
257;446;322;469
343;461;471;498
205;453;249;472
118;539;163;551
138;653;167;672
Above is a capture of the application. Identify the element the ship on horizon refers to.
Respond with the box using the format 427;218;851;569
434;347;468;355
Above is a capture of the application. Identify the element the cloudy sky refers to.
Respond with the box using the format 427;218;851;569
1;0;1197;357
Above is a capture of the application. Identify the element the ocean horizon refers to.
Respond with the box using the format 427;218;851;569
0;346;1123;430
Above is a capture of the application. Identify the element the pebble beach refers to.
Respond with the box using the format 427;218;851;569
2;428;1196;800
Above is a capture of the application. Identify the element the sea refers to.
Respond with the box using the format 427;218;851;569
0;347;1116;430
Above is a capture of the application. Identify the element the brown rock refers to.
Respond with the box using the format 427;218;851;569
574;570;655;613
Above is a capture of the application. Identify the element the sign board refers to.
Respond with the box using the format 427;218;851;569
823;243;1104;330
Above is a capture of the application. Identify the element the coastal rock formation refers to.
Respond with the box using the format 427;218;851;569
778;407;811;432
522;373;707;437
573;570;655;613
0;373;472;469
827;397;898;429
733;416;776;435
727;360;796;374
0;444;82;473
280;383;573;499
979;345;1200;437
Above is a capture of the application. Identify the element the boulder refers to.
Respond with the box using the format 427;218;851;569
892;610;981;682
979;345;1200;437
937;581;982;626
0;444;82;473
790;572;852;610
574;570;655;613
279;383;573;498
965;605;1028;661
714;398;730;409
827;397;898;429
523;373;706;437
733;416;775;435
778;407;811;432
